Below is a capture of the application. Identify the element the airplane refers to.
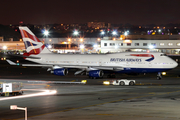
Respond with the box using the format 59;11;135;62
6;26;178;80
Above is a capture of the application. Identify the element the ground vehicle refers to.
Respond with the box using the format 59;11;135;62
0;83;23;96
112;79;135;86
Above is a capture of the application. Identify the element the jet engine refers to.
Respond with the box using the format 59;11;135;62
52;68;68;76
88;70;104;78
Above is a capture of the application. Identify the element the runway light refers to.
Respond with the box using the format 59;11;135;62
73;30;79;36
81;80;87;84
124;31;128;36
80;44;84;49
101;31;105;35
162;72;166;75
80;38;83;42
43;30;49;36
48;45;52;49
3;46;7;50
93;44;98;48
68;38;71;42
103;81;110;85
112;31;117;35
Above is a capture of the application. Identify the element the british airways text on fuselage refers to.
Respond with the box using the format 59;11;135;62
110;58;142;62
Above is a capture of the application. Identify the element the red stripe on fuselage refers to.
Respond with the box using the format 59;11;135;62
130;54;154;57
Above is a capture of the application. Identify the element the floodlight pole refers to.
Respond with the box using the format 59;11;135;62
10;105;27;120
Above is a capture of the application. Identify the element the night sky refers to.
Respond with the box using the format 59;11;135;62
0;0;180;25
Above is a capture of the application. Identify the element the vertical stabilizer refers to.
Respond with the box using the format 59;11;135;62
19;26;51;55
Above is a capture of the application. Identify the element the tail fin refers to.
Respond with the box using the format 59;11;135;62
19;26;51;55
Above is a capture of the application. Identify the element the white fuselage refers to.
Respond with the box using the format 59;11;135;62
25;52;178;73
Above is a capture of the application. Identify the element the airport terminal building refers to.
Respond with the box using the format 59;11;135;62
100;39;180;54
1;35;180;55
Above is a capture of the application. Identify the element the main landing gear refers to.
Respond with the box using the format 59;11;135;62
157;72;162;80
107;74;116;78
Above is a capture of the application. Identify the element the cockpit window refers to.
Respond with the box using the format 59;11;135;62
160;54;167;56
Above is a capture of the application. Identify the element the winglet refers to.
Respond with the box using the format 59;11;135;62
6;59;17;65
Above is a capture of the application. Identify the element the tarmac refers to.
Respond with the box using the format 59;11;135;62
0;55;180;120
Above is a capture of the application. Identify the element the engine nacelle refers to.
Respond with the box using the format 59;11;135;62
88;70;104;78
53;68;68;76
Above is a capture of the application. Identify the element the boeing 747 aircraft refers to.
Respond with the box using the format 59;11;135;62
6;27;178;79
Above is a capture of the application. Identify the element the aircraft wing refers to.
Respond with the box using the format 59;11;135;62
6;59;53;67
6;59;17;65
59;65;124;70
92;66;124;71
6;59;124;71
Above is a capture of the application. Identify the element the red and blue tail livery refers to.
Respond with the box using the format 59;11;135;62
19;27;50;56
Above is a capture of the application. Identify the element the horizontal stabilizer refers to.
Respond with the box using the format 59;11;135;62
6;59;52;67
6;60;16;65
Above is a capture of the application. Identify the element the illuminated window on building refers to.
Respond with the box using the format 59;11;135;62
127;43;131;46
168;43;173;46
110;43;115;46
177;43;180;46
143;43;147;46
119;43;123;46
104;43;107;46
160;43;164;46
135;43;139;46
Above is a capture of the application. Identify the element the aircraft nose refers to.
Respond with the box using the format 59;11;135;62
173;61;178;68
174;61;178;68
